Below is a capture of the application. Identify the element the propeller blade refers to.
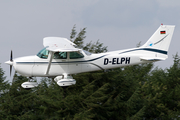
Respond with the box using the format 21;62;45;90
12;71;17;84
10;50;13;62
10;65;12;77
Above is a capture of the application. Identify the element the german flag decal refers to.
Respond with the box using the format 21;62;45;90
160;31;166;34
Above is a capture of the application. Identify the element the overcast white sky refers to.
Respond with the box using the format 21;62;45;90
0;0;180;81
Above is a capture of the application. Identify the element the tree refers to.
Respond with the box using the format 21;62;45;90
142;54;180;119
70;25;86;49
70;24;107;53
0;73;41;119
0;64;10;118
0;64;9;92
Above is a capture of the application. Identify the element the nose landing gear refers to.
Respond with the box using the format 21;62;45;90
21;77;38;90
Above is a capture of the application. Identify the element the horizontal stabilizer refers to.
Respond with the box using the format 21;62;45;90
140;57;166;61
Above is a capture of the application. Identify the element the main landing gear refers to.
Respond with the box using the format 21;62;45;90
54;74;76;87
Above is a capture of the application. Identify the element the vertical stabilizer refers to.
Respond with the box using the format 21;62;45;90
140;25;175;59
141;25;175;52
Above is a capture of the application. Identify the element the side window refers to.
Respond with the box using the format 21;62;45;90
70;52;84;59
54;52;67;59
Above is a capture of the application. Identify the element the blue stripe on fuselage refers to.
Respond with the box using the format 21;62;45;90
119;48;167;55
16;48;167;64
144;48;167;54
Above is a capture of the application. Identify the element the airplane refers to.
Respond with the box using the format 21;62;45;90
5;24;175;89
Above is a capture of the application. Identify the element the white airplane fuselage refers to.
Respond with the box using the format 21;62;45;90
12;47;165;77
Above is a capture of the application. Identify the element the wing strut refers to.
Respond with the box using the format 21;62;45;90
45;51;54;75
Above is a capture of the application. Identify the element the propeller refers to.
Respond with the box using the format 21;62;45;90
5;50;17;84
5;50;14;76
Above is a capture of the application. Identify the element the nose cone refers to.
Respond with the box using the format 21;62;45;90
5;60;13;66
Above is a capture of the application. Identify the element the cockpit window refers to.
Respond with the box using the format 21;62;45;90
54;52;67;59
70;52;84;59
37;48;49;59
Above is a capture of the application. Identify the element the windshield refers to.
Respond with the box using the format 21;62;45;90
37;48;49;59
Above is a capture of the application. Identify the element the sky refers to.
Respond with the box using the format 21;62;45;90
0;0;180;82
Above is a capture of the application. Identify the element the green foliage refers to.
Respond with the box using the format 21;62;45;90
0;64;9;91
142;53;180;119
0;74;38;119
70;24;86;49
70;24;108;53
0;64;10;118
70;25;77;42
83;40;108;53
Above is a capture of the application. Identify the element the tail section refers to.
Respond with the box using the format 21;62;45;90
140;25;175;60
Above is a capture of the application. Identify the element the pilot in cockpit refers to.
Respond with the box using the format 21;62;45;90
54;52;61;59
54;52;67;59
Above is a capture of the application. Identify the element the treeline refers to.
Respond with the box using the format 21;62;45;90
0;26;180;119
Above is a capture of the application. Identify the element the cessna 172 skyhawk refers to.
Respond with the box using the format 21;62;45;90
5;25;175;89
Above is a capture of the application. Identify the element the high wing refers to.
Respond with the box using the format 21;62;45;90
43;37;80;75
43;37;80;52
